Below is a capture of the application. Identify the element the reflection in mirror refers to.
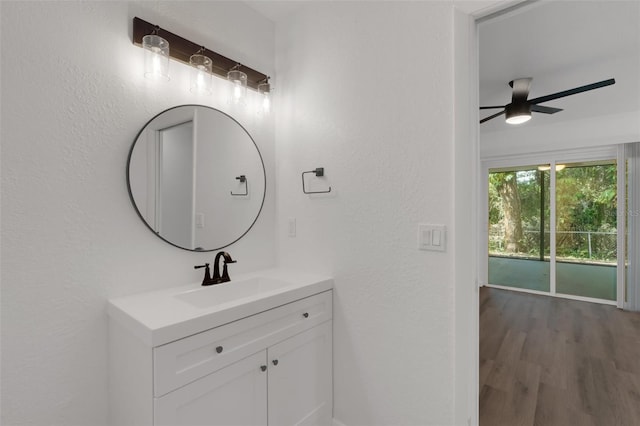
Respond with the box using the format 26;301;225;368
127;105;265;251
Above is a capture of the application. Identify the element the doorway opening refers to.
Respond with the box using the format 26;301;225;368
463;0;640;424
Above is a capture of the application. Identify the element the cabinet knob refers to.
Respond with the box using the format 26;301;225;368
272;359;279;366
303;312;309;318
260;365;267;372
216;346;223;354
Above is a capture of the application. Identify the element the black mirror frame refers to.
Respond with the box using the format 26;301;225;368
126;104;266;252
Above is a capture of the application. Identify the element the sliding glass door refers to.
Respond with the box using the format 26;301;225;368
486;155;619;304
488;165;550;292
555;160;617;301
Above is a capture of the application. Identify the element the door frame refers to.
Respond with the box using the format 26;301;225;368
480;146;624;307
453;2;532;425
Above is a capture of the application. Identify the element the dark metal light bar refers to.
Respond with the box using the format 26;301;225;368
132;17;268;90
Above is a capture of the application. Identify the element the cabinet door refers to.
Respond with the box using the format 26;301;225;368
154;350;267;426
268;321;332;426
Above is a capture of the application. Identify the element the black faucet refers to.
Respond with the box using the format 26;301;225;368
194;252;237;286
210;251;237;285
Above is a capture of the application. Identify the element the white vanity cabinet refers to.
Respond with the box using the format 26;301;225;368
267;321;332;425
154;322;332;426
154;350;268;426
108;282;333;426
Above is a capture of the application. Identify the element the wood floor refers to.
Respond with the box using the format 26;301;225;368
479;287;640;426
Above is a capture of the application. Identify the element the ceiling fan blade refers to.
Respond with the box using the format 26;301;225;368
530;105;563;114
510;78;532;104
480;110;505;124
528;78;615;105
480;106;505;110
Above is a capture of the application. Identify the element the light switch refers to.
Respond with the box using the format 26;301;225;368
418;224;446;252
418;225;431;250
423;229;431;246
432;230;441;246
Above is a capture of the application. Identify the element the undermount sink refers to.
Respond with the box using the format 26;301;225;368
174;276;294;309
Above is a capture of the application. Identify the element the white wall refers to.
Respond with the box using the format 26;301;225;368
0;1;275;425
274;3;457;424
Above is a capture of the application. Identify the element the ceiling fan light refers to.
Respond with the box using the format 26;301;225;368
506;114;531;125
505;103;531;125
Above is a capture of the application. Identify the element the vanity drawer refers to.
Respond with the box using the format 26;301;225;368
153;290;332;397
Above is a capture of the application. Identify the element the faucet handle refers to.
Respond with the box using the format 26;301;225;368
194;263;213;286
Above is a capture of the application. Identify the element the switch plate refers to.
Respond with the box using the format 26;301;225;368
418;224;446;252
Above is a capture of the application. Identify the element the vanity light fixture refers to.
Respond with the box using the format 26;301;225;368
142;25;170;81
133;17;269;89
258;77;272;114
189;47;213;95
228;64;248;105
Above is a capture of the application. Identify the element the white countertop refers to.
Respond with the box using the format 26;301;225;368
107;268;333;347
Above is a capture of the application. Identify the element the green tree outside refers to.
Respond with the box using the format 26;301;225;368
489;162;617;264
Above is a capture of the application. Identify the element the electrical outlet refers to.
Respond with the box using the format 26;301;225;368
196;213;205;228
288;218;296;237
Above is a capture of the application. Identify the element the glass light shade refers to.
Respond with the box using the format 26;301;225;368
258;81;271;114
189;54;213;94
227;69;248;105
506;114;532;125
142;34;170;81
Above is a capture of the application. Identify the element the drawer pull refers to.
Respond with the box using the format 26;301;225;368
303;312;309;318
272;359;279;366
216;346;223;354
260;365;267;372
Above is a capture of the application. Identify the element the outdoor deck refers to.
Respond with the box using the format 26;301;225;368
488;256;617;301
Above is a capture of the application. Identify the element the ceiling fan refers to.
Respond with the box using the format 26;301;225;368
480;77;616;124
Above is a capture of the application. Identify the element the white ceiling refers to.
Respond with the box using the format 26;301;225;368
479;0;640;132
245;0;510;21
244;1;308;23
244;1;639;133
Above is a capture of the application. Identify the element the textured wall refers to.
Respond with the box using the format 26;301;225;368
274;3;456;424
0;1;275;424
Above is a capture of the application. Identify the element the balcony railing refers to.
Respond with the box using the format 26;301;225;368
489;229;617;263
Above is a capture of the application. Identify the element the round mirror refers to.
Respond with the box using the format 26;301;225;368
127;105;266;251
